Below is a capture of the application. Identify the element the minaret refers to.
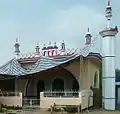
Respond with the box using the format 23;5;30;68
99;0;118;110
85;27;92;45
35;43;40;56
14;38;20;59
61;40;65;51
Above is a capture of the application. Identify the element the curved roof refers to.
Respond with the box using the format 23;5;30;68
0;58;27;76
0;52;102;78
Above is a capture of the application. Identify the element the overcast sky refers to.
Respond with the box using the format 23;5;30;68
0;0;120;68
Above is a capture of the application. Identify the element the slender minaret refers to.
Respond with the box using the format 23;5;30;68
61;40;66;51
99;0;118;110
35;43;40;57
14;38;20;59
60;41;66;55
85;27;92;45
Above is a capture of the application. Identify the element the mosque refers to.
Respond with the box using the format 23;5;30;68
0;27;102;110
0;0;119;111
0;33;101;98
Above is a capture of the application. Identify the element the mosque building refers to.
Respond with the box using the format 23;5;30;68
0;0;119;111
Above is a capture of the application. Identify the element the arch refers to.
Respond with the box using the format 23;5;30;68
52;78;64;91
59;66;80;90
24;66;80;98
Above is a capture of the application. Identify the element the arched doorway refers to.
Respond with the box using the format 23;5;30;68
37;80;45;99
52;78;64;91
52;78;64;96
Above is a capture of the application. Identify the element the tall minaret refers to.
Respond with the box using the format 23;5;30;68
14;38;20;59
99;0;118;110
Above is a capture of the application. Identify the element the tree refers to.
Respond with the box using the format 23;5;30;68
116;69;120;76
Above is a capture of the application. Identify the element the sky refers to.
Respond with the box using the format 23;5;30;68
0;0;120;68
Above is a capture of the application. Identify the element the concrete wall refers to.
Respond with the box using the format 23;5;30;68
63;58;100;90
0;93;22;107
40;90;93;110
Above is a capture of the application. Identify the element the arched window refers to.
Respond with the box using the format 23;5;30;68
52;78;64;96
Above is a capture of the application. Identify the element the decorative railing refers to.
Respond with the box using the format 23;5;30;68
43;90;79;97
22;99;40;109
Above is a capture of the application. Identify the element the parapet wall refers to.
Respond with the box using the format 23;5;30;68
40;90;93;110
0;92;22;107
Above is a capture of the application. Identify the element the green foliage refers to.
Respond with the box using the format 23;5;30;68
116;68;120;76
0;104;3;112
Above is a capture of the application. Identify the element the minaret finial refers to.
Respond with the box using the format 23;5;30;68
14;37;20;59
108;0;110;6
88;27;89;32
106;0;112;28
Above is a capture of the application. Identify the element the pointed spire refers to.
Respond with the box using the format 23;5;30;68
87;27;89;32
14;37;20;59
106;0;112;28
108;0;110;6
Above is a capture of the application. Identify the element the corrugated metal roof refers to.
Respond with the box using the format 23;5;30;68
0;45;102;77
